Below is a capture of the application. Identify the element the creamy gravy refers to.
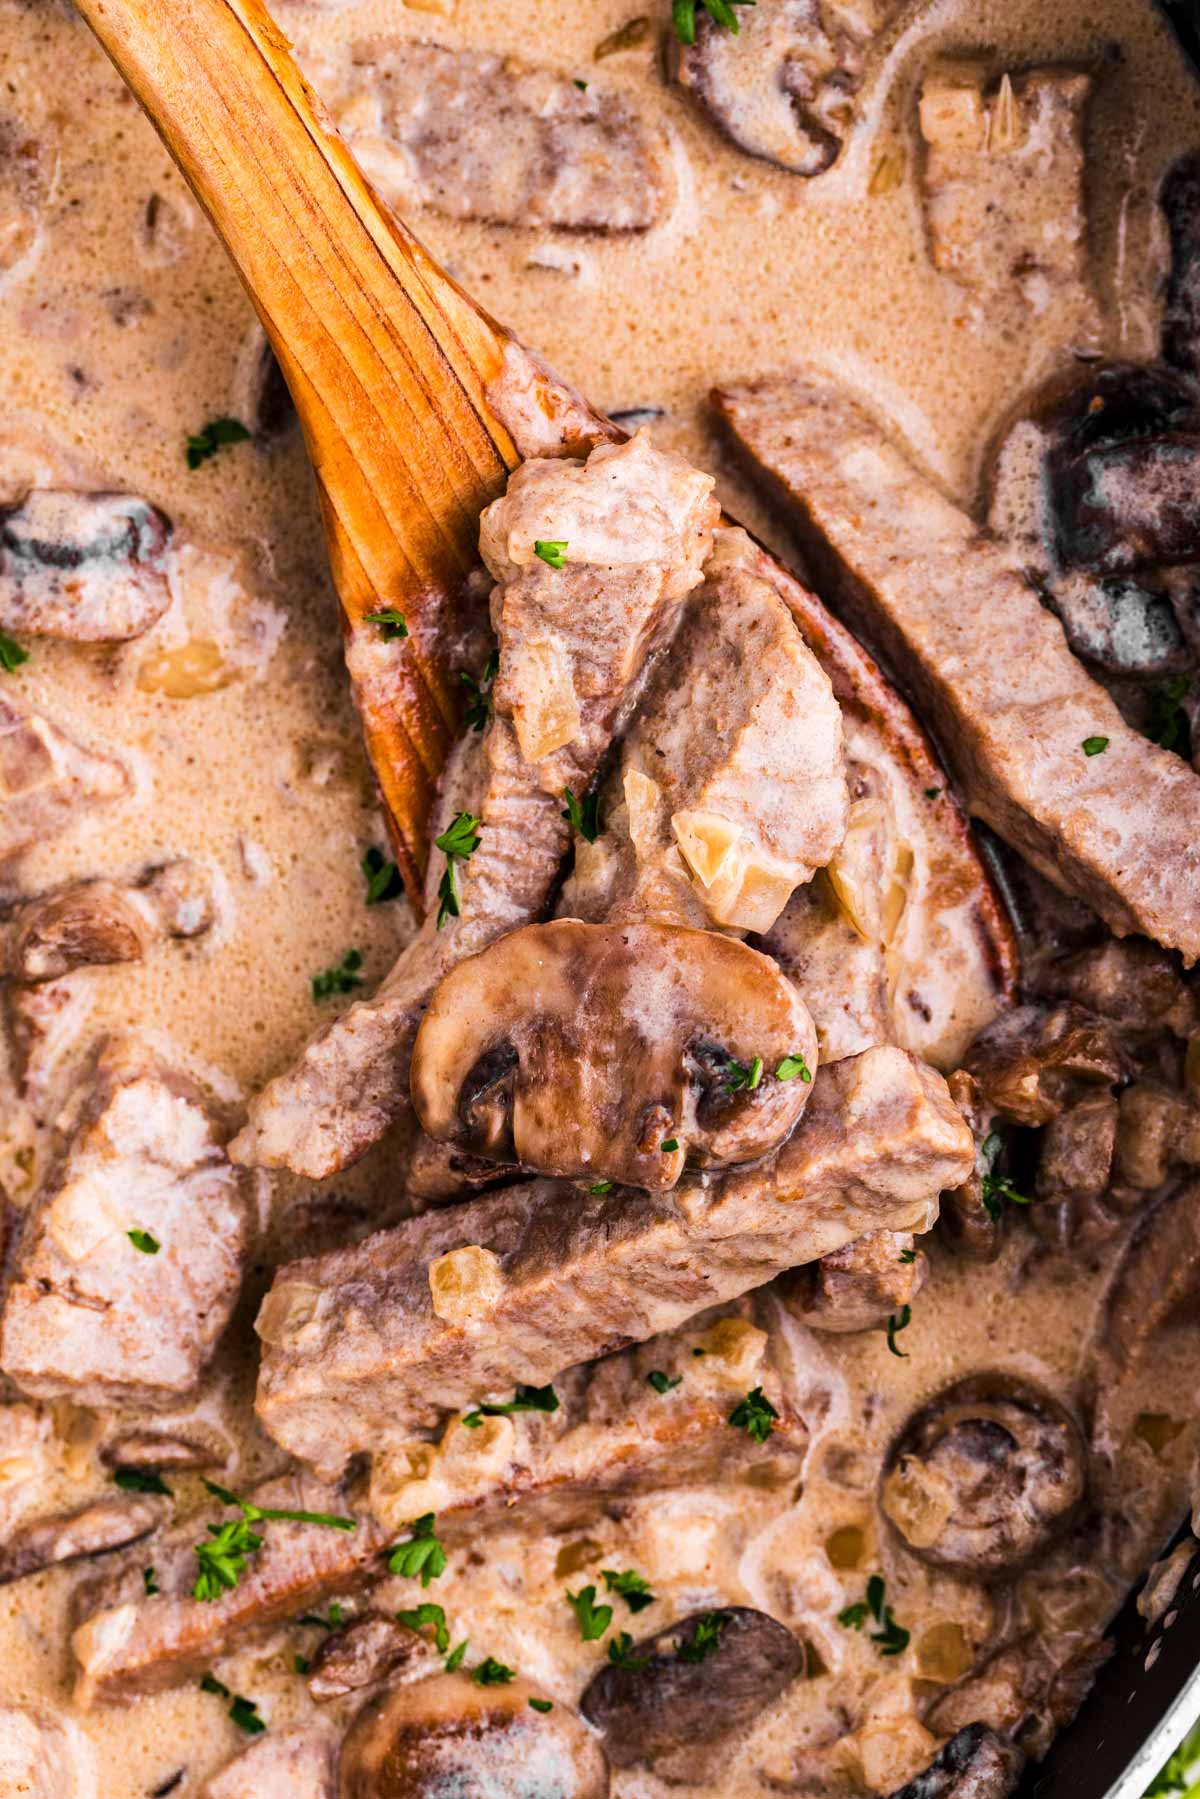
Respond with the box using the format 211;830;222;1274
0;0;1198;1794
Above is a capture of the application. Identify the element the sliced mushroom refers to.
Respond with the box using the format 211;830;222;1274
231;323;296;444
410;920;818;1190
100;1427;228;1474
779;1228;926;1333
1050;434;1200;577
1032;937;1198;1038
673;0;892;177
963;1004;1124;1128
339;1673;608;1798
1114;1083;1200;1190
0;861;215;983
881;1374;1086;1576
883;1724;1024;1799
1095;1178;1200;1379
0;489;173;642
306;1612;435;1703
1161;149;1200;380
580;1606;803;1768
0;1493;163;1587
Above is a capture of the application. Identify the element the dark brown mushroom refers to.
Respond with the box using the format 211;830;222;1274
339;1673;608;1798
880;1374;1086;1577
232;324;297;445
1095;1178;1200;1379
579;1606;803;1769
1032;937;1198;1039
963;1004;1125;1128
100;1427;228;1474
1035;1091;1118;1201
0;489;172;642
1161;149;1200;380
779;1229;926;1333
926;1634;1112;1762
0;1494;164;1587
1114;1083;1200;1190
306;1612;434;1703
410;920;818;1191
0;861;215;984
883;1725;1024;1799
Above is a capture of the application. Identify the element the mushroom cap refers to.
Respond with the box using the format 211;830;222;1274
410;919;818;1191
881;1372;1086;1576
338;1672;608;1799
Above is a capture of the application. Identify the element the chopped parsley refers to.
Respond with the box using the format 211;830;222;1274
775;1052;812;1083
588;1180;614;1194
566;1584;613;1641
726;1053;763;1093
0;631;28;673
143;1567;159;1596
294;1653;310;1674
362;845;402;905
200;1674;265;1734
435;811;482;929
186;416;250;470
311;947;364;1001
607;1630;650;1670
923;786;941;799
838;1575;909;1657
1081;735;1109;757
298;1601;344;1630
462;1384;560;1428
461;647;499;732
387;1513;447;1587
397;1600;450;1653
660;1138;680;1153
193;1480;355;1602
898;1247;917;1265
678;1610;729;1663
672;0;754;45
113;1468;172;1496
729;1386;778;1444
533;539;568;569
127;1228;160;1255
1148;675;1192;756
529;1696;554;1712
445;1639;468;1672
602;1568;655;1613
646;1370;681;1394
886;1305;912;1358
364;607;409;641
473;1656;516;1686
562;785;602;843
979;1130;1033;1221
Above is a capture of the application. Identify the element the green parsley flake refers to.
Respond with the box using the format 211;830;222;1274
607;1630;650;1670
588;1179;614;1194
1081;735;1109;757
473;1656;517;1686
186;416;250;470
127;1228;160;1255
435;811;483;930
567;1584;613;1642
228;1695;266;1735
298;1602;345;1630
602;1568;655;1613
533;540;568;569
775;1053;812;1083
397;1601;450;1653
725;1053;763;1093
979;1130;1033;1221
143;1567;158;1596
0;630;28;673
671;0;755;46
362;845;402;905
898;1248;917;1265
461;648;499;733
677;1610;729;1663
646;1370;682;1394
660;1138;680;1153
923;786;941;799
729;1386;778;1444
364;608;409;641
445;1639;469;1672
311;948;364;1001
886;1306;912;1358
193;1480;355;1602
1148;675;1192;756
562;785;603;843
529;1696;554;1712
114;1468;171;1497
387;1514;447;1587
462;1384;560;1429
294;1653;310;1674
839;1575;910;1657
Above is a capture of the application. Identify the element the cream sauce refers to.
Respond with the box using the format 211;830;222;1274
0;0;1198;1793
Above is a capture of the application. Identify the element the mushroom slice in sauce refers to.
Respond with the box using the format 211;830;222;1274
580;1605;803;1768
334;39;672;233
0;1492;164;1587
0;489;172;642
254;1045;971;1469
204;1726;339;1799
1093;1177;1200;1381
0;695;128;864
306;1611;437;1702
0;861;216;984
410;919;819;1189
340;1674;609;1799
1161;149;1200;380
0;1037;246;1409
881;1374;1087;1576
779;1227;926;1332
963;1002;1124;1128
713;372;1200;960
883;1723;1024;1799
673;0;895;177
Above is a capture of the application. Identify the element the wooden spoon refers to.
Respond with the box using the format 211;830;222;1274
73;0;613;908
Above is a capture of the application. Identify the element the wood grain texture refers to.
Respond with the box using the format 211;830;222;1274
73;0;609;906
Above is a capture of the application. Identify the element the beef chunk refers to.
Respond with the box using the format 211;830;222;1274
335;40;672;231
1032;937;1198;1038
0;696;128;863
0;490;172;641
0;861;215;983
885;1724;1023;1799
673;0;896;177
0;1039;246;1407
779;1228;926;1332
4;975;95;1120
254;1046;971;1470
1113;1082;1200;1190
964;1003;1124;1127
918;63;1093;312
0;1493;163;1586
0;1400;54;1536
713;374;1200;960
204;1727;339;1799
1035;1091;1117;1200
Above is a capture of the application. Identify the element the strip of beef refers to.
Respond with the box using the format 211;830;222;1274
0;1493;164;1586
0;489;173;641
204;1727;339;1799
918;63;1093;313
4;975;95;1122
673;0;896;177
334;40;672;232
72;1311;807;1704
0;1038;246;1407
231;433;716;1177
0;1704;95;1799
562;528;847;933
254;1045;971;1471
0;861;215;983
714;374;1200;960
778;1228;926;1332
0;695;128;862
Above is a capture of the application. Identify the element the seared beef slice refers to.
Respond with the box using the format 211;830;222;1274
714;375;1200;960
1;1039;246;1406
